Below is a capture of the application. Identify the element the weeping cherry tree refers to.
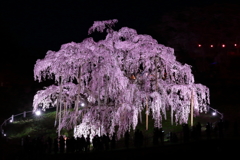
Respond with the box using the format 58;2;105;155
33;19;210;139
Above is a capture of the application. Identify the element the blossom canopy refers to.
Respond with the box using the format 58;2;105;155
33;19;210;139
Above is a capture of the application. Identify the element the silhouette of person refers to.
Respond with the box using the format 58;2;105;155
53;136;58;154
85;134;91;152
111;133;116;149
196;122;202;140
153;128;159;145
182;124;189;142
206;122;211;139
218;119;224;138
124;130;130;148
159;128;164;145
59;136;65;153
47;136;52;154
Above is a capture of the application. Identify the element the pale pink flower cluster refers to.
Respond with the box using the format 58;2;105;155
33;19;209;139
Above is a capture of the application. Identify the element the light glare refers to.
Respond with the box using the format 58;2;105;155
212;112;216;116
35;110;41;116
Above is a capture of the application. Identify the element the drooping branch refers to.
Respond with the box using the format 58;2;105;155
88;19;118;35
33;19;209;139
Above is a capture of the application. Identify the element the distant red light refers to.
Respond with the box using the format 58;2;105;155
198;44;201;47
210;45;213;48
222;44;225;48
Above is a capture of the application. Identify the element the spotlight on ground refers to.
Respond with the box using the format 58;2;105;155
35;110;41;116
212;112;216;116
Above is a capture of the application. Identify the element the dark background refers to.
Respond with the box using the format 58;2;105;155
1;0;240;123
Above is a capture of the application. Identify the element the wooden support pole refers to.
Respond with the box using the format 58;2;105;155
57;77;63;137
58;103;61;137
190;90;194;127
146;97;148;130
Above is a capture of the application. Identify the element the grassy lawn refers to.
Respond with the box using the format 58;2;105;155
3;107;220;141
3;111;73;139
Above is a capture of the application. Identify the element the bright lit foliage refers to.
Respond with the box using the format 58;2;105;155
33;19;210;139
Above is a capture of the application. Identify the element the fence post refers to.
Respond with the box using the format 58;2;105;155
11;115;14;122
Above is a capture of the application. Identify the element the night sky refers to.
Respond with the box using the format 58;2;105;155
1;0;239;123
